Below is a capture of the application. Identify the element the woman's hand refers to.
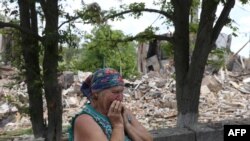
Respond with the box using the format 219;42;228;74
107;100;124;128
122;107;153;141
122;107;132;129
108;100;125;141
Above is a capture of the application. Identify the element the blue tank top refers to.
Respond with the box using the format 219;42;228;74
68;103;131;141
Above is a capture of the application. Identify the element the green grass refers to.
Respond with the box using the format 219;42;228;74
0;125;70;140
0;127;32;141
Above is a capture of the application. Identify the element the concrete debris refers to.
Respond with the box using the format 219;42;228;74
58;71;75;89
202;75;222;93
0;103;18;114
1;60;250;137
77;71;92;82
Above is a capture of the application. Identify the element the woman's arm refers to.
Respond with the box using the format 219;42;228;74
74;114;108;141
122;108;153;141
74;114;125;141
74;101;125;141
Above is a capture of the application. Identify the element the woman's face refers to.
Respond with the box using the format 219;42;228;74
96;86;124;115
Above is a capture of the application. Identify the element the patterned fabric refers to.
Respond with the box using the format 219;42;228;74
80;75;93;100
81;68;124;100
68;103;131;141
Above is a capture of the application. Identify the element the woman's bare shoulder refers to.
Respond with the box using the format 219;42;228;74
74;114;108;141
74;114;99;131
75;114;94;123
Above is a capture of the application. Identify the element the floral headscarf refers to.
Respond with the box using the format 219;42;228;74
81;68;124;100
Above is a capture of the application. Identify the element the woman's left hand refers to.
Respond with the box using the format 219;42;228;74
122;107;153;141
122;107;132;127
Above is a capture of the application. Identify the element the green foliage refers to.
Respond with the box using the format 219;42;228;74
222;0;249;5
129;2;145;11
128;2;145;18
58;47;83;72
58;24;138;78
153;0;173;14
225;19;239;37
74;24;138;78
154;0;174;28
77;2;103;24
207;48;229;70
190;0;200;21
192;0;200;8
239;0;249;4
159;41;174;58
189;23;199;33
135;26;158;42
59;28;81;48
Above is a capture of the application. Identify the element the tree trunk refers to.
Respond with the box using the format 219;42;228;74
173;0;235;128
41;0;62;140
171;0;193;127
18;0;45;137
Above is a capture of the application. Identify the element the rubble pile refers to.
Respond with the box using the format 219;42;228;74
1;63;250;136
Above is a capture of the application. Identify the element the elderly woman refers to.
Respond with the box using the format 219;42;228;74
68;68;153;141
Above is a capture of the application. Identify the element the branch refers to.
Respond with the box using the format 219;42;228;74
212;0;235;43
58;15;81;29
58;18;97;29
105;8;173;21
0;21;42;41
116;33;173;43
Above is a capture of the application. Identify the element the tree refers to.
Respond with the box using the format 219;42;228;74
18;0;45;138
0;0;63;140
99;0;248;127
76;24;137;78
40;0;62;140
